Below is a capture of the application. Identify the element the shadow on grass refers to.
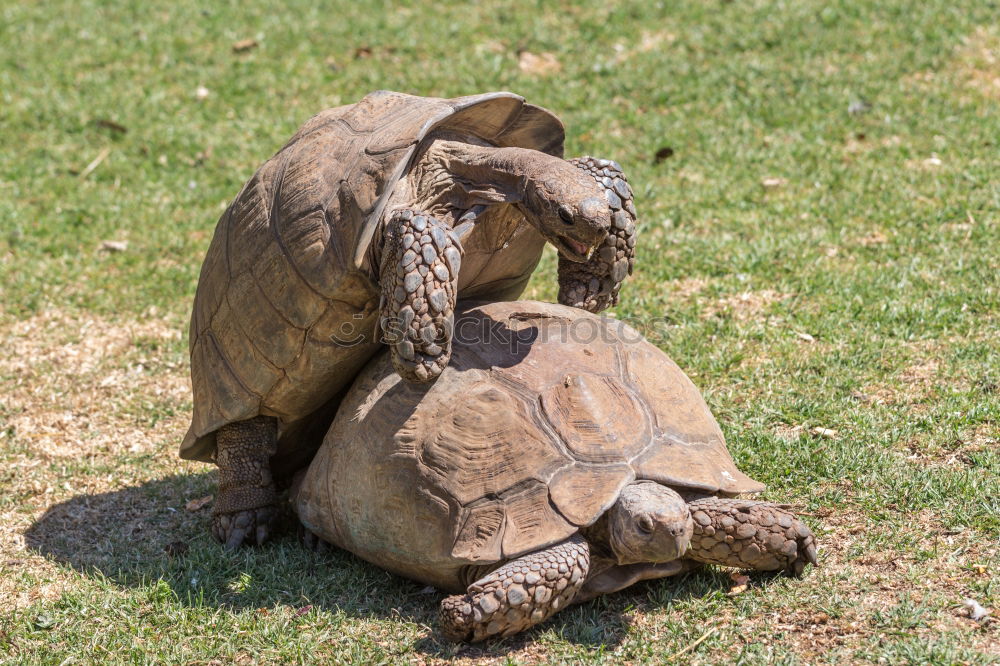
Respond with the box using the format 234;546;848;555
23;473;735;657
23;299;741;656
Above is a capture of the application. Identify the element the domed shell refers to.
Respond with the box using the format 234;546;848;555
295;301;763;588
182;91;566;472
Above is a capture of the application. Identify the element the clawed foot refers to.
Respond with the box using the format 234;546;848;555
439;535;590;642
212;505;279;550
212;416;280;550
298;524;331;553
686;498;818;577
558;157;636;313
379;209;462;382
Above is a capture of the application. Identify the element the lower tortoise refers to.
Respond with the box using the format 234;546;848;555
293;300;818;641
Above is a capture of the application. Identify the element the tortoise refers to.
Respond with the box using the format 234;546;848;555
181;91;638;548
293;300;818;642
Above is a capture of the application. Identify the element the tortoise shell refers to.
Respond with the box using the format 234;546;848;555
295;300;763;590
182;91;566;474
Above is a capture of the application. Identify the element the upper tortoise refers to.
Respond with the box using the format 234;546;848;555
294;301;818;641
182;91;638;547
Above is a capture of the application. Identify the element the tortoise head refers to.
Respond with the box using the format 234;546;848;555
607;481;693;565
518;158;610;263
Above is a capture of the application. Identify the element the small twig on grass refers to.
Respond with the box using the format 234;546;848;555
79;147;111;179
668;626;717;661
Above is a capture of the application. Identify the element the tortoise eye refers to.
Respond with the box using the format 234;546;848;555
558;206;574;224
637;516;654;534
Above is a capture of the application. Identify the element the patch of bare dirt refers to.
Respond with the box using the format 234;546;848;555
953;26;1000;100
860;341;964;409
903;26;1000;103
842;132;870;155
636;29;678;54
704;289;794;322
694;506;999;662
598;30;678;69
855;230;889;247
517;51;561;77
0;309;188;461
0;309;194;608
903;69;938;91
661;276;710;302
900;423;999;468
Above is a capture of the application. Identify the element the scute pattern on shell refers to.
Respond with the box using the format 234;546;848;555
182;90;567;467
295;301;764;589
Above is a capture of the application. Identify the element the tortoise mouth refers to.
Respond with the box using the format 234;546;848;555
552;235;593;263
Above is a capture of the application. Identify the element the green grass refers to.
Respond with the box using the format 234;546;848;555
1;0;998;663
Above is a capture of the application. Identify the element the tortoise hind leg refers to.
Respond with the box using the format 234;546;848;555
212;415;280;549
379;209;461;383
298;524;331;553
685;498;818;576
289;469;332;554
439;535;590;642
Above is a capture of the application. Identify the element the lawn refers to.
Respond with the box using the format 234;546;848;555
1;0;998;663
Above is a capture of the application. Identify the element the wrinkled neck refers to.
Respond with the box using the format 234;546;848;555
371;136;551;277
579;514;615;559
448;143;539;183
415;138;540;202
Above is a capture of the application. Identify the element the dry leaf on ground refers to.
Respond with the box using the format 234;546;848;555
232;39;258;53
185;495;213;512
93;119;127;134
100;240;128;253
518;51;561;76
727;572;750;596
858;231;888;246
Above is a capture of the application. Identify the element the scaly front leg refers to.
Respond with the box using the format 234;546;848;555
439;535;591;642
558;157;637;312
379;209;462;382
685;498;818;576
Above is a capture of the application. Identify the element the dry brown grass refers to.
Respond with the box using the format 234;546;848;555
902;25;1000;102
899;422;999;469
661;276;711;302
859;339;970;410
650;278;793;323
3;309;991;661
0;309;197;609
954;26;1000;100
708;505;1000;660
705;289;794;322
0;308;189;464
2;1;998;662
